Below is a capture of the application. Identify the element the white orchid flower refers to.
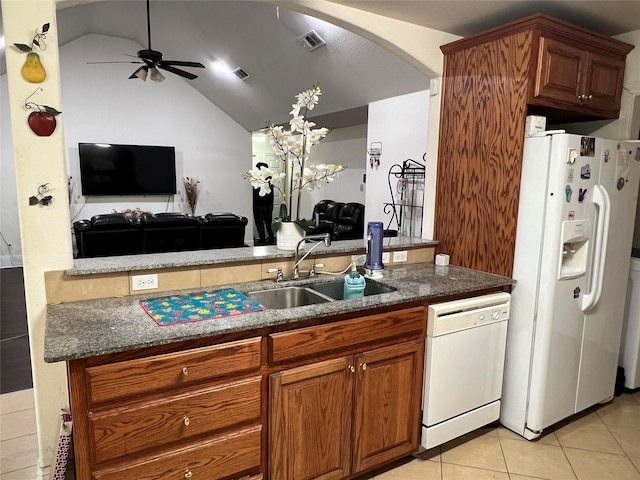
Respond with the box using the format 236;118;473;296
290;104;301;117
250;85;344;221
290;116;305;133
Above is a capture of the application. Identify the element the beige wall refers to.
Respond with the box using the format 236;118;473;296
1;1;72;478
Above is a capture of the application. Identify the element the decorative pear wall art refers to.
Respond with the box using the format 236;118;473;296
14;23;49;83
24;88;62;137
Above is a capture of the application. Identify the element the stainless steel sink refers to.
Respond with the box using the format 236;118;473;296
247;287;333;309
307;279;396;300
247;279;396;309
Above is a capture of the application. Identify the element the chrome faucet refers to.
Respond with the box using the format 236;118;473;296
292;233;331;280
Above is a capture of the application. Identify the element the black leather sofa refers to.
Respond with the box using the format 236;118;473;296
73;212;248;258
310;200;365;240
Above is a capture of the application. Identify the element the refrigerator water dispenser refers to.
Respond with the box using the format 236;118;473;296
559;220;590;279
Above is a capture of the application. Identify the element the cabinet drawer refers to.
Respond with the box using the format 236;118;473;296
91;376;261;464
92;424;262;480
268;307;426;364
86;337;261;404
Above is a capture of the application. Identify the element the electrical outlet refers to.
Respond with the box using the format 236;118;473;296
382;252;390;264
132;273;158;291
393;250;408;263
351;254;365;266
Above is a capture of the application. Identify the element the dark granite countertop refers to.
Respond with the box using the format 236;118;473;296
67;237;437;275
44;262;514;363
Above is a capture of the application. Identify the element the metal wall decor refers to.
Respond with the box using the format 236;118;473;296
24;88;62;137
14;23;50;83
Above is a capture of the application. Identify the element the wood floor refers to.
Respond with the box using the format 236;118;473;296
0;268;32;394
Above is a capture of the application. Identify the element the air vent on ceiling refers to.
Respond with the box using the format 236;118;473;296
232;67;251;81
297;30;326;51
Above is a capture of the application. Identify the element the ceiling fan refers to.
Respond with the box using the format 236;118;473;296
88;0;205;82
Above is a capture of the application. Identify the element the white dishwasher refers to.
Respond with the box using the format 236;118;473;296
421;292;510;449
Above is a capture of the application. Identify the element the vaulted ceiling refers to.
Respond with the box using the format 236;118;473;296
2;1;639;132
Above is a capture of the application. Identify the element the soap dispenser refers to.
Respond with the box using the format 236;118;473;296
343;263;366;299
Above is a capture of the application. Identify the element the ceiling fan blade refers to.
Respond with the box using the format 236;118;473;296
87;61;143;64
160;60;205;68
158;64;199;80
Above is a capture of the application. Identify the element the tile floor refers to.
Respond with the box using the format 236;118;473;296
1;389;639;480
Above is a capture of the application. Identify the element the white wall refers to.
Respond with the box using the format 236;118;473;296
299;124;367;218
365;90;429;236
63;34;252;230
1;33;254;261
0;74;22;267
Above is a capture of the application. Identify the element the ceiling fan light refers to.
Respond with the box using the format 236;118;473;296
150;67;165;83
135;67;148;81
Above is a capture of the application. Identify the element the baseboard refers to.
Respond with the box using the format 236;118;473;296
0;255;23;268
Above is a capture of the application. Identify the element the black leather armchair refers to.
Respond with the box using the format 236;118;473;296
73;214;144;258
310;200;364;240
200;212;249;249
333;202;365;240
141;213;200;254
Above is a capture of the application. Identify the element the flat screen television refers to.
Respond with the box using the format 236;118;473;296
79;143;177;195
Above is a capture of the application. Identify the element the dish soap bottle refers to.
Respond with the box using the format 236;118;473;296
344;264;366;299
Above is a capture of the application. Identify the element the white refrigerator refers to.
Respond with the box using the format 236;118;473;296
500;133;640;440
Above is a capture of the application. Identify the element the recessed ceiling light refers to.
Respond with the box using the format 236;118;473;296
211;60;232;74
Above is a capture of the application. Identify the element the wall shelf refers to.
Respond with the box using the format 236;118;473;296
383;156;425;238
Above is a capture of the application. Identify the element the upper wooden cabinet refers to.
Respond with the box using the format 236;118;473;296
440;14;633;121
532;35;628;117
435;14;633;277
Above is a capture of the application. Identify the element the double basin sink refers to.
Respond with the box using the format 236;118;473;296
247;278;396;309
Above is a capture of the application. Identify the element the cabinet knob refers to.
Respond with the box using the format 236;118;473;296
348;365;355;373
183;416;190;426
182;367;188;376
361;363;367;371
587;94;593;99
184;470;193;478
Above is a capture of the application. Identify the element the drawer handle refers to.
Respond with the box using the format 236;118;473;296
348;365;355;373
361;363;367;371
183;416;190;426
184;470;193;478
182;367;188;376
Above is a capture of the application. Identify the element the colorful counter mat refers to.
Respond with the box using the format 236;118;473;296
140;288;265;326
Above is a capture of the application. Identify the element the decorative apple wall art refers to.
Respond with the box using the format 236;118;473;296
29;183;53;206
13;23;49;83
24;88;62;137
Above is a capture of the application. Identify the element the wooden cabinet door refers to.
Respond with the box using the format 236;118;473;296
269;357;353;480
583;51;625;112
534;36;585;106
533;36;625;114
352;340;423;473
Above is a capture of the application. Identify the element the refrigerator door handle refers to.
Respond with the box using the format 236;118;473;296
581;185;611;312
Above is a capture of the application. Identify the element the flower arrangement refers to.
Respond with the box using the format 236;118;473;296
245;85;345;230
183;177;200;215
